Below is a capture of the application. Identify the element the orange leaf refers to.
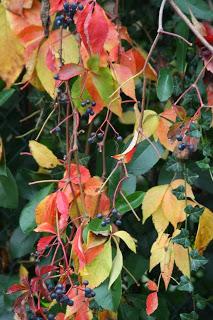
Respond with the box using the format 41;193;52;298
66;163;91;185
146;292;158;316
156;107;177;151
3;0;33;15
72;225;86;270
147;280;158;292
113;64;136;100
35;193;56;226
85;192;110;218
85;244;105;265
34;222;56;234
58;63;85;81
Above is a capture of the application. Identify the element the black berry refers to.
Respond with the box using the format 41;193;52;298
50;292;57;300
97;132;104;141
78;3;84;10
101;221;107;227
83;280;89;286
96;213;102;219
81;101;87;107
67;299;74;306
54;74;59;80
86;99;91;104
115;220;122;226
47;314;55;320
91;101;96;107
116;135;123;142
111;208;118;216
178;143;186;151
63;2;70;11
176;134;183;141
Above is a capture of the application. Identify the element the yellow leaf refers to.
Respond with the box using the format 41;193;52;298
80;240;112;288
142;110;159;139
160;242;174;289
108;240;123;288
114;230;136;253
173;243;190;278
119;110;136;125
29;140;60;169
170;179;194;199
152;207;169;235
195;207;213;254
19;264;28;281
142;185;168;223
36;30;79;97
150;233;170;271
0;4;24;87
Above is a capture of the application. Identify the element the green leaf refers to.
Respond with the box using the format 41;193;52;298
175;0;213;21
190;249;208;271
121;174;136;195
172;229;190;248
195;294;207;310
9;227;39;258
184;205;204;223
166;157;183;173
186;123;201;138
157;68;174;102
0;168;18;209
109;241;123;288
180;311;199;320
94;276;122;311
0;88;15;107
127;140;164;176
71;77;92;112
87;55;100;73
115;191;145;214
172;185;185;200
196;157;210;170
175;22;189;74
87;218;110;236
19;184;54;234
199;108;212;130
124;253;149;288
184;169;199;185
177;276;194;293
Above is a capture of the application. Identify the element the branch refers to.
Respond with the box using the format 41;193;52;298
169;0;213;53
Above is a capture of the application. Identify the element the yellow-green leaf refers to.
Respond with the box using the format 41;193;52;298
108;240;123;289
114;230;136;253
173;243;190;278
80;240;112;288
142;185;168;223
29;140;60;169
152;207;169;235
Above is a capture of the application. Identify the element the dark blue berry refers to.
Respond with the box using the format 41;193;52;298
176;134;183;141
55;126;61;133
50;292;57;300
67;299;74;306
89;110;95;116
47;283;54;291
78;4;84;10
111;208;118;215
81;101;87;107
83;280;89;286
55;288;64;295
116;135;123;142
59;295;69;304
63;2;70;11
54;74;59;80
70;3;78;11
101;221;107;227
91;101;96;107
97;132;103;140
88;137;95;144
90;290;96;297
178;143;186;151
188;144;195;152
55;283;64;290
96;213;102;219
47;315;55;320
86;99;91;104
115;220;122;226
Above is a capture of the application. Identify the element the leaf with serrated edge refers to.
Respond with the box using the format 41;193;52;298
152;207;169;235
173;243;190;278
29;140;60;169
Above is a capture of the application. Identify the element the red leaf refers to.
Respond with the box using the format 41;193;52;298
46;48;57;73
7;283;26;294
146;292;158;316
63;163;91;185
72;225;86;270
76;3;109;55
37;235;55;253
58;64;85;81
39;265;58;276
34;222;56;234
147;280;158;292
56;191;69;217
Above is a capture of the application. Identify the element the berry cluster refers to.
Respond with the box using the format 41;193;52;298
97;208;122;227
176;135;195;152
81;99;96;116
28;313;55;320
55;2;84;28
49;283;74;306
88;131;103;144
83;280;96;298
